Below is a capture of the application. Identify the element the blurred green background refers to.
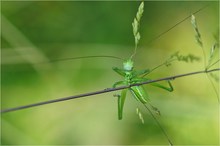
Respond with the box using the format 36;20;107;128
1;1;219;145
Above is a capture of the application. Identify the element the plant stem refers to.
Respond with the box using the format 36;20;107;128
1;68;219;114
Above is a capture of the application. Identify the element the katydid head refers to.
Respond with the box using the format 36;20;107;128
123;59;134;71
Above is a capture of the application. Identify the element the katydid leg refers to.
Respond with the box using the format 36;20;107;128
150;80;174;92
118;89;128;120
112;67;126;76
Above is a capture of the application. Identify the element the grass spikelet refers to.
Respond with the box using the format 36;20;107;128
207;43;219;68
131;2;144;59
136;108;145;124
170;51;200;63
191;15;203;47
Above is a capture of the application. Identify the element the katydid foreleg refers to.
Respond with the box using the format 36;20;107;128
111;69;128;120
112;67;126;76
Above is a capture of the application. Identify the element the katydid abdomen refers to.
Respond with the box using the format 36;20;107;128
130;85;149;104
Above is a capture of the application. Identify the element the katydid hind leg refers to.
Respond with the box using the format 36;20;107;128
150;80;174;92
133;77;174;92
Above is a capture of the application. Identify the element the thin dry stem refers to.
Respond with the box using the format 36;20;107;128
1;68;219;114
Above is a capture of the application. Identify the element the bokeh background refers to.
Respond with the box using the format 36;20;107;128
1;1;219;145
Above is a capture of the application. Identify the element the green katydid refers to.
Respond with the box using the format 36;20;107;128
112;58;174;120
111;2;174;145
112;2;173;120
111;54;174;145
